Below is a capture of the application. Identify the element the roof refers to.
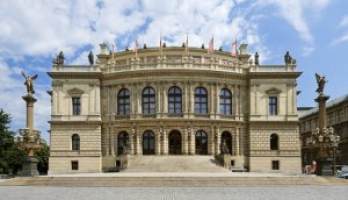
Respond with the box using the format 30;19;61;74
299;94;348;119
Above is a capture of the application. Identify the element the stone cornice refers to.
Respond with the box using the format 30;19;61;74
248;71;302;79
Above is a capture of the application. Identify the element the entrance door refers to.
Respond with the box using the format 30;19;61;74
195;130;208;155
143;131;155;155
169;130;182;155
221;132;232;155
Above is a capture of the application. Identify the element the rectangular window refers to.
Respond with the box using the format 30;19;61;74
272;160;280;170
72;97;81;115
269;96;278;116
71;161;79;170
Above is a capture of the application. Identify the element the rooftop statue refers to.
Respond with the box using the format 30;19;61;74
315;73;326;94
254;52;259;65
88;51;94;65
21;70;38;95
53;51;65;65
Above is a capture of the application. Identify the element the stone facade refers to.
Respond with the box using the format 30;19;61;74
48;45;302;174
300;94;348;166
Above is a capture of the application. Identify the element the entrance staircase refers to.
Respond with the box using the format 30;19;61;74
126;155;229;172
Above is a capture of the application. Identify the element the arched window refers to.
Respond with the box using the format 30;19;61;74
117;132;129;155
143;130;155;155
270;133;279;150
72;134;80;151
195;87;208;114
220;88;232;115
142;87;156;115
168;86;182;114
117;88;130;115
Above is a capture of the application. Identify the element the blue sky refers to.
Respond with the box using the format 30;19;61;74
0;0;348;141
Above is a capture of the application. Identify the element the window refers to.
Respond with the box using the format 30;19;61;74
142;87;156;115
168;86;182;114
72;97;81;115
220;88;232;115
272;160;280;170
270;133;279;150
71;161;79;170
269;96;278;115
72;134;80;151
117;88;130;116
195;87;208;114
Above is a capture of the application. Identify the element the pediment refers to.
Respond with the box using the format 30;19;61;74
67;88;84;95
265;87;281;94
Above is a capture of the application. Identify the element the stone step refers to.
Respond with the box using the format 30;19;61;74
2;176;347;187
126;155;228;172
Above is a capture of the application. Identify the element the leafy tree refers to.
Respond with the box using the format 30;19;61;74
0;109;26;174
34;142;49;175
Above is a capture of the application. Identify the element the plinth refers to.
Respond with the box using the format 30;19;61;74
18;93;43;176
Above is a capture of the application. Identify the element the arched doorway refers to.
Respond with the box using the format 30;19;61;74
143;130;155;155
221;131;232;155
169;130;182;155
117;132;129;155
195;130;208;155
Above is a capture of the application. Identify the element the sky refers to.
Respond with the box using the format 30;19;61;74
0;0;348;141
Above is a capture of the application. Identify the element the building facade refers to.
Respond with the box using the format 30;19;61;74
48;44;302;174
300;95;348;166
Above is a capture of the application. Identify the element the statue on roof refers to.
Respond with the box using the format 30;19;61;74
315;73;326;94
88;51;94;65
53;51;65;65
21;70;38;95
254;52;259;65
284;51;292;65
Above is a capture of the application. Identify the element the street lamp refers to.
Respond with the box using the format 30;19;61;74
310;126;340;175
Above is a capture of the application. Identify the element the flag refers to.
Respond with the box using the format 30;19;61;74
159;32;162;55
134;39;139;57
185;34;189;55
208;37;214;54
231;39;238;57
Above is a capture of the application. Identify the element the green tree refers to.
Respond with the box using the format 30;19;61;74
0;109;26;174
34;142;49;175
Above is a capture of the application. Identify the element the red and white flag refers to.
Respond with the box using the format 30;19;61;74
134;39;139;56
231;39;238;57
208;37;214;54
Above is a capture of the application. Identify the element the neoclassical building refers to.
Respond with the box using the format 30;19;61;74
48;44;302;174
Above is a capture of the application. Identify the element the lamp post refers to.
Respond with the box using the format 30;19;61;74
310;126;340;175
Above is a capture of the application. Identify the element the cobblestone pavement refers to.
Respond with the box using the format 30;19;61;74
0;186;347;200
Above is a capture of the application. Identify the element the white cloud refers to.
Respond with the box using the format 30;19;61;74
331;15;348;45
339;15;348;27
258;0;330;56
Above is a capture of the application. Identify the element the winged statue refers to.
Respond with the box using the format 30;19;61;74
21;71;38;95
315;73;326;94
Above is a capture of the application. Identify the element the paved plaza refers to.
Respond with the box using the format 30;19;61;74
0;186;347;200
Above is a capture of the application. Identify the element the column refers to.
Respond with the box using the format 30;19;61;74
239;127;244;156
162;84;168;115
189;128;195;155
163;130;168;154
215;127;221;155
189;83;194;116
156;83;161;118
137;130;142;155
155;131;161;155
137;84;142;117
236;128;240;156
128;132;134;155
209;84;214;118
111;128;115;156
215;84;220;117
183;128;189;154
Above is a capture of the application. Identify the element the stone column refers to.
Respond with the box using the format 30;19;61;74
189;83;194;116
156;83;161;118
189;128;195;155
162;129;168;155
137;130;142;155
315;94;329;134
236;128;240;156
183;128;189;154
208;126;215;155
23;95;37;130
215;127;221;155
111;130;115;156
155;130;161;155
